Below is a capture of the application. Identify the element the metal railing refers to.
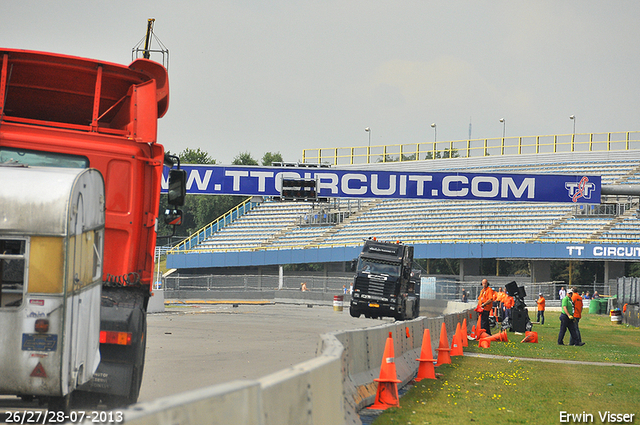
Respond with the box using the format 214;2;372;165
164;274;352;293
438;281;616;303
162;274;617;302
169;197;258;252
302;131;640;165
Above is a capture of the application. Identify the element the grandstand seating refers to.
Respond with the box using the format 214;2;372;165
537;217;612;242
600;212;640;241
196;203;314;251
174;153;640;253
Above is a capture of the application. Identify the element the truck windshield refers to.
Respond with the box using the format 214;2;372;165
358;258;400;276
0;147;88;168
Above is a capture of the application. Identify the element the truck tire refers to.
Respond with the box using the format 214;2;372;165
349;307;360;318
126;313;146;405
48;394;71;415
111;312;146;407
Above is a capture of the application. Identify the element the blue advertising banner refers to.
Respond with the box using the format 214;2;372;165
167;242;640;270
162;165;601;204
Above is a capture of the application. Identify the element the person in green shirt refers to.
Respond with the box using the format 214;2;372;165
557;288;584;346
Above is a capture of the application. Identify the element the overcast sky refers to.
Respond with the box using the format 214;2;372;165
3;1;639;164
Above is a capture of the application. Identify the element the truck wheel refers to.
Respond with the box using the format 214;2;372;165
125;313;146;405
349;307;360;318
109;311;147;408
48;394;71;415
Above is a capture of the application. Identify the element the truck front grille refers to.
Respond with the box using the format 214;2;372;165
355;276;395;299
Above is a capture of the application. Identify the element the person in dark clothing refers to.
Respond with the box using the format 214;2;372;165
558;288;584;346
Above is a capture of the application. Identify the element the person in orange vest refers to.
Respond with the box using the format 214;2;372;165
570;288;584;345
477;278;495;335
536;292;546;325
501;288;509;320
503;293;514;321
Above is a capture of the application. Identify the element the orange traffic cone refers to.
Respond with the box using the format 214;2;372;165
435;323;451;366
461;318;469;347
479;339;491;348
475;315;482;340
415;329;436;381
477;331;490;340
450;330;464;356
469;325;477;340
521;331;538;343
368;332;401;410
480;330;508;343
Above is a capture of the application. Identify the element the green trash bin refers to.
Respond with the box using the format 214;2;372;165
589;299;604;314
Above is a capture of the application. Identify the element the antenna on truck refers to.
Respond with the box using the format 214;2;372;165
132;18;170;70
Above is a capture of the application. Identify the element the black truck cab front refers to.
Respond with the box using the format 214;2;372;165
349;240;420;321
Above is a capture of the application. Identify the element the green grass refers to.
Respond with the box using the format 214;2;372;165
371;313;640;425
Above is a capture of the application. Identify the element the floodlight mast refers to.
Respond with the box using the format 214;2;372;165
143;18;155;59
132;18;170;70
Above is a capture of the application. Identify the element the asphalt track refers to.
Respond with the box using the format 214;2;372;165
138;302;386;402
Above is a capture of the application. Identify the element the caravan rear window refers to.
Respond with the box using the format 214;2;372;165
0;239;26;308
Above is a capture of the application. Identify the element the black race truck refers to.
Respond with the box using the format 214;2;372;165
349;240;420;321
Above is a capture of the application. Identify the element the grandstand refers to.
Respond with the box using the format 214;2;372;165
167;135;640;287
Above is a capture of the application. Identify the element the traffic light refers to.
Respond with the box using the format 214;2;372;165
280;178;317;201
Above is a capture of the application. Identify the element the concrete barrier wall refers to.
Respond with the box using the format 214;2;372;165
118;380;263;425
111;303;474;425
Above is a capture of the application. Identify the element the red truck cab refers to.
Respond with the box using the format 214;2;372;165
0;48;175;407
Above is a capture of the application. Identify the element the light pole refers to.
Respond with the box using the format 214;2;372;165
570;115;576;151
365;127;371;163
499;118;505;138
569;115;575;134
430;123;436;159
